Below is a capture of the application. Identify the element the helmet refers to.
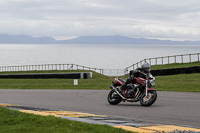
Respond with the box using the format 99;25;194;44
141;63;150;73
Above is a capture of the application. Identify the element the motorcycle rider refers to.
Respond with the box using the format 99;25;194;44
120;63;151;95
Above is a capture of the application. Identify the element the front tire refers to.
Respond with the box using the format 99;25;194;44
107;90;122;105
140;90;157;106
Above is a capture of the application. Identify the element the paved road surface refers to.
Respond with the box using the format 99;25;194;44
0;89;199;128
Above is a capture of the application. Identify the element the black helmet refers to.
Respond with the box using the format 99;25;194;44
141;63;150;73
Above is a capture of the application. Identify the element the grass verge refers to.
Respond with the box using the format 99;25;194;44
155;73;200;92
0;107;132;133
151;61;200;70
0;73;199;92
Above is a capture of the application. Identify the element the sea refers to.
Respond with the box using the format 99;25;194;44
0;44;200;69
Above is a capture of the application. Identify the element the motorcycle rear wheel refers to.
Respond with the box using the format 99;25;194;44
107;90;122;105
140;90;157;106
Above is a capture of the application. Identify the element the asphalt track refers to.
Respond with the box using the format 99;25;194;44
0;89;199;129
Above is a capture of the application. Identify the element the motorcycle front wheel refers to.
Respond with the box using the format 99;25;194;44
107;90;122;105
140;90;157;106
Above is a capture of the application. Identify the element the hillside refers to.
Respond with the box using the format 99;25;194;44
0;34;200;44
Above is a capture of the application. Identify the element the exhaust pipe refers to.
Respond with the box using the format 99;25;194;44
110;85;126;100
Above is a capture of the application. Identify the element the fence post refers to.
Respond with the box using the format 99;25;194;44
174;56;176;63
156;58;157;65
189;54;191;63
168;56;170;64
149;58;151;65
181;55;183;63
198;53;200;62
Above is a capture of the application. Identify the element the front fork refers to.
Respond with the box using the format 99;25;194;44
146;78;148;97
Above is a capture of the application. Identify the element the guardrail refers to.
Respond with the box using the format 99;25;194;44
125;53;200;74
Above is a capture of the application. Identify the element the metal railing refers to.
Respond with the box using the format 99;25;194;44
125;53;200;74
0;64;124;76
0;64;102;73
0;53;199;76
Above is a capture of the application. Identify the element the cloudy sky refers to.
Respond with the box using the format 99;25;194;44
0;0;200;41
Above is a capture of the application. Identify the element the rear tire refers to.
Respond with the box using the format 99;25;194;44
107;90;122;105
140;90;157;106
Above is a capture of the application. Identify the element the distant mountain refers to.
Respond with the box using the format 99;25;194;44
0;34;200;45
0;34;56;44
59;35;200;45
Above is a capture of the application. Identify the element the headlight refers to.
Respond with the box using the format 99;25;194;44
150;79;155;86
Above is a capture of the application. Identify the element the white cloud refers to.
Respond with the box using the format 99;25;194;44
0;0;200;41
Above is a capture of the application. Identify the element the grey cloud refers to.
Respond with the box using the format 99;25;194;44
0;0;200;41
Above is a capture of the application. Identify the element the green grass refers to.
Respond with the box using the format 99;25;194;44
0;73;200;92
151;61;200;70
155;73;200;92
0;107;132;133
0;78;112;89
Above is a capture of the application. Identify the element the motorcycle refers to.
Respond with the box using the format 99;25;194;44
107;73;157;106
